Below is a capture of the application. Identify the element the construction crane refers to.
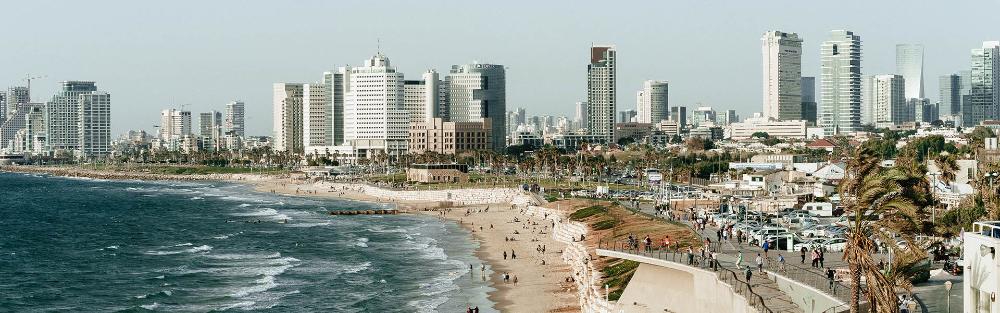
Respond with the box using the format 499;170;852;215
22;74;46;101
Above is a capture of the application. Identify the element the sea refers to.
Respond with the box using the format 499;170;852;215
0;171;497;312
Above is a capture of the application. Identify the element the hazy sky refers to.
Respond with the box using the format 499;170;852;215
3;0;998;136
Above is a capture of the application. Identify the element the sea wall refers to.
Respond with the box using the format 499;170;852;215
523;205;612;313
322;182;538;207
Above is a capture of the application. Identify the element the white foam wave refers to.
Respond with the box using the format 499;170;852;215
144;244;211;256
232;275;278;298
190;196;204;200
232;208;278;217
140;302;159;310
355;237;369;248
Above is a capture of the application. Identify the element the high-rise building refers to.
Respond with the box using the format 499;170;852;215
326;67;349;146
224;101;245;137
939;75;962;118
574;102;588;132
722;109;739;125
618;110;636;123
199;111;223;151
801;77;817;124
761;31;803;121
910;98;938;123
446;63;505;151
820;30;862;135
159;108;191;150
403;70;445;125
868;75;907;127
587;45;616;143
47;81;106;155
5;87;30;118
636;80;669;124
896;44;925;100
273;83;304;153
76;91;111;160
691;106;717;127
964;41;1000;127
670;106;687;129
303;82;332;150
342;53;408;158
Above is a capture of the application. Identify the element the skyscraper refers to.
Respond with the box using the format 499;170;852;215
636;80;669;124
869;75;907;127
326;67;349;146
199;111;223;151
618;110;636;123
670;106;687;129
77;92;111;159
587;45;616;143
272;83;304;153
820;30;862;135
342;53;408;158
159;108;192;150
761;31;803;121
801;77;817;124
403;70;445;125
939;74;962;118
5;87;30;118
224;100;245;137
303;82;332;149
446;63;506;151
574;102;588;131
964;41;1000;127
896;44;925;100
47;81;100;153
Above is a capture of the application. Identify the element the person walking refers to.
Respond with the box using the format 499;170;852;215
755;253;764;273
818;248;825;268
745;266;753;282
762;240;770;258
826;268;836;291
736;251;744;268
811;249;819;268
778;254;786;272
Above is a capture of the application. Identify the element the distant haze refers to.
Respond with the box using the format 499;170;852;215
2;0;997;136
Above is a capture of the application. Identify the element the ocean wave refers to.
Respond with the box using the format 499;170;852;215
190;196;204;200
232;208;278;217
204;252;282;260
286;221;332;228
232;275;279;298
355;237;369;248
144;244;212;256
140;302;159;310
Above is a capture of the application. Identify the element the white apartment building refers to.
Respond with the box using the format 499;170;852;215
77;92;111;159
199;111;223;151
303;82;331;149
762;31;803;121
272;83;304;153
587;45;616;143
727;116;807;140
402;70;445;126
636;80;669;124
224;100;245;138
867;74;908;127
159;109;191;150
574;101;588;132
820;30;862;135
46;81;100;155
339;53;409;159
446;63;506;151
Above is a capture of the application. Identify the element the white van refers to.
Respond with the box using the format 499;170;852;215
802;202;835;217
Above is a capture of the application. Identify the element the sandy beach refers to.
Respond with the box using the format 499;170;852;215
3;165;584;312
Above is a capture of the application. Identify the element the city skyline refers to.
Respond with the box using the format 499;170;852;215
3;1;999;136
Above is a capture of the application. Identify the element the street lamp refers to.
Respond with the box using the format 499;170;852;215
987;172;999;191
944;280;953;313
929;171;940;223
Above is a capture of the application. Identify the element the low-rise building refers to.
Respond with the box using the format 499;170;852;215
614;122;653;141
406;163;469;183
727;117;808;140
408;118;492;154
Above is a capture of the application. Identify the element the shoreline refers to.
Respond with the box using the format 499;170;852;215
1;165;581;312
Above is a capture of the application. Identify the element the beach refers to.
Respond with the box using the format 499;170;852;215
2;165;587;312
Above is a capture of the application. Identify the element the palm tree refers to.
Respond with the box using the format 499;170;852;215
840;147;930;313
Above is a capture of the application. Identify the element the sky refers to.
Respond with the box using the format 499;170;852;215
2;0;998;136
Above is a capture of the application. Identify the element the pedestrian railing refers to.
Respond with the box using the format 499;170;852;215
598;239;775;313
761;257;851;303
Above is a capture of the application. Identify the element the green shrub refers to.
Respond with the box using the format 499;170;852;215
570;205;607;221
591;219;617;230
602;260;639;277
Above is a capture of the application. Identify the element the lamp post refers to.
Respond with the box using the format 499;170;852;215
944;280;953;313
929;171;940;223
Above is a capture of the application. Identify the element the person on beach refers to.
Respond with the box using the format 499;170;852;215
511;250;516;259
503;251;507;260
513;276;518;286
